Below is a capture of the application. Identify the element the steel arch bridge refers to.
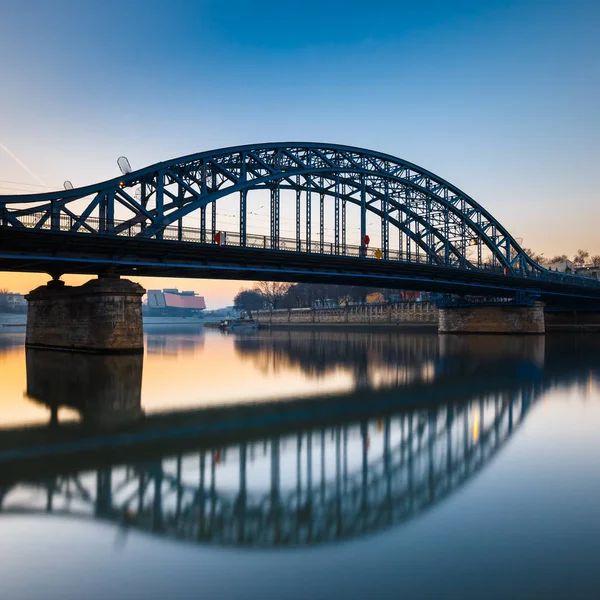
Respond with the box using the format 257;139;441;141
0;390;533;548
1;142;598;300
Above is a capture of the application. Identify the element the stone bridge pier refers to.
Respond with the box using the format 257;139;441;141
438;301;545;334
25;275;145;353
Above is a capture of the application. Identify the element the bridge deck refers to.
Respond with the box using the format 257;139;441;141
2;229;600;303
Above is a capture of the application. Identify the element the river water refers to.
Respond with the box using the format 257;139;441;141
0;326;599;599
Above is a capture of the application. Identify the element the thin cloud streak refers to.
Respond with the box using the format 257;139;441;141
0;142;50;189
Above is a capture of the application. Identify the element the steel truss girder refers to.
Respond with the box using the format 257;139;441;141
0;142;561;278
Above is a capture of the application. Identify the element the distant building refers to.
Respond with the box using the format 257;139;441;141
145;289;206;317
575;265;600;279
545;259;575;273
6;293;26;308
0;293;27;313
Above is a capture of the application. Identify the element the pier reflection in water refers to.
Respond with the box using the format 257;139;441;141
1;329;600;599
26;349;144;427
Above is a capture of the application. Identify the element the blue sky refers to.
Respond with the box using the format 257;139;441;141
1;0;598;303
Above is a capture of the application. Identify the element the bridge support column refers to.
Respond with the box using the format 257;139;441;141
25;276;145;352
438;302;545;334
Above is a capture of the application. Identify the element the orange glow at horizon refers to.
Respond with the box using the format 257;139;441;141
0;272;256;309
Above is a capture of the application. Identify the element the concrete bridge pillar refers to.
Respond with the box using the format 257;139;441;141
438;301;545;334
25;276;145;352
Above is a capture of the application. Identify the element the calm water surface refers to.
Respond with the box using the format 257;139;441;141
1;326;600;599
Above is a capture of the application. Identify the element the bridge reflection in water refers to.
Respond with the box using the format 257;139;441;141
2;332;598;549
1;394;528;547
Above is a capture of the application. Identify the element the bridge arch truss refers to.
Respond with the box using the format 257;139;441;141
0;143;550;277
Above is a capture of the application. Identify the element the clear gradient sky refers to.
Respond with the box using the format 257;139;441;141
1;0;598;307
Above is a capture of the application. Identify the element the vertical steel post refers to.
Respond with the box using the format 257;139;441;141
156;173;164;240
240;190;247;247
382;180;389;259
296;176;301;251
342;184;347;255
460;198;467;266
200;163;207;243
211;170;217;243
398;207;403;261
360;177;367;257
406;188;412;261
176;182;184;242
211;203;217;244
306;176;312;253
270;185;280;250
334;175;340;254
107;190;115;235
51;199;61;232
275;182;280;249
477;212;482;266
444;188;450;265
200;206;206;243
319;184;324;254
99;194;106;234
425;181;432;264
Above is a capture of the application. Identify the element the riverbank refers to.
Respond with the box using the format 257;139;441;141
254;302;438;329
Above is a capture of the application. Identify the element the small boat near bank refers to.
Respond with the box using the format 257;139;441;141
219;313;258;332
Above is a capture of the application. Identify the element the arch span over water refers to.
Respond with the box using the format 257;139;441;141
1;143;598;299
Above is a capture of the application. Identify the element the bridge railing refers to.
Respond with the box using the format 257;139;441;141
7;209;600;290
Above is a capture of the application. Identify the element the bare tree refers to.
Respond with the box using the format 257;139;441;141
253;281;292;309
233;289;264;313
522;248;546;264
573;249;590;266
591;255;600;267
548;254;568;263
